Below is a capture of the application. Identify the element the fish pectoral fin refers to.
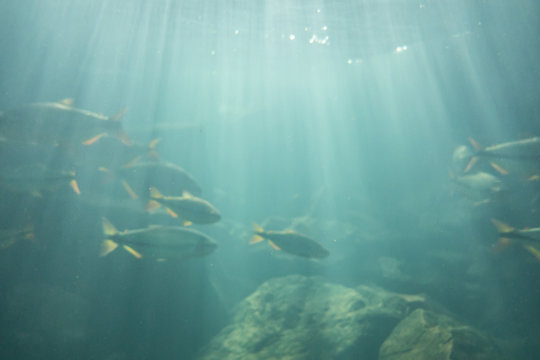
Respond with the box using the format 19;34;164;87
123;245;142;259
492;237;512;254
489;162;508;175
122;180;139;199
249;234;264;244
165;207;179;218
183;220;192;227
268;240;281;251
70;179;81;195
464;157;478;173
82;133;106;145
123;156;141;168
100;239;118;256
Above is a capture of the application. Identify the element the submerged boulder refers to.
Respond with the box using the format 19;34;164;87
378;308;502;360
199;274;425;360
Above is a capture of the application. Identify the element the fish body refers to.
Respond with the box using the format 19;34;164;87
465;137;540;175
101;218;217;260
119;161;202;197
491;219;540;260
250;223;329;259
148;187;221;225
0;100;126;146
0;225;34;249
0;163;79;196
452;172;503;193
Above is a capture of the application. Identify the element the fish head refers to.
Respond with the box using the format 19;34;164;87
194;237;218;257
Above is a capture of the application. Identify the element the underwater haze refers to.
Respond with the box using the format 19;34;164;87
1;0;539;359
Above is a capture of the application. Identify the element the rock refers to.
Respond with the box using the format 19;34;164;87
199;275;425;360
378;309;502;360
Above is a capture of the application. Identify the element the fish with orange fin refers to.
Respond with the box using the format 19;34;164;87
250;223;329;259
464;137;540;176
0;224;35;249
100;218;217;260
118;161;202;198
146;187;221;226
491;219;540;260
0;163;80;197
0;98;130;147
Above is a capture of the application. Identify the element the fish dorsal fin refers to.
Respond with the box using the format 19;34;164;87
249;234;264;244
182;191;195;199
149;187;164;199
468;137;483;152
283;229;297;234
60;98;74;106
102;218;119;236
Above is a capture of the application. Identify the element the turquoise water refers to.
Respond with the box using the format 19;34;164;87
0;1;539;359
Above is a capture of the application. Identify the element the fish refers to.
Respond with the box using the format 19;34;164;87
465;137;540;175
451;171;502;192
147;187;221;226
0;224;35;249
491;219;540;260
0;99;129;147
100;218;217;260
0;163;80;197
118;161;202;198
73;135;160;169
250;223;329;259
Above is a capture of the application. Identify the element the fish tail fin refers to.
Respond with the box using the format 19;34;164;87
492;237;512;254
249;234;264;244
100;239;118;256
253;223;264;234
464;138;483;173
101;218;121;257
491;219;514;234
148;138;161;160
149;186;164;199
102;217;119;237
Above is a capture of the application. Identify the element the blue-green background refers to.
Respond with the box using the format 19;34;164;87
0;0;539;359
